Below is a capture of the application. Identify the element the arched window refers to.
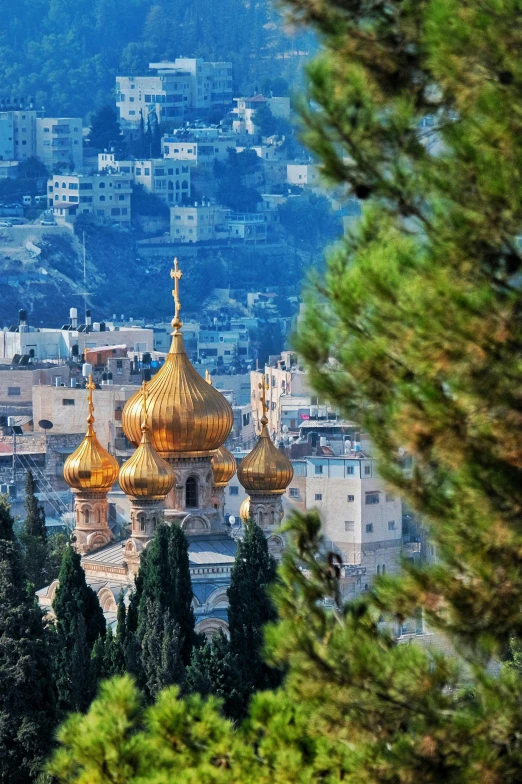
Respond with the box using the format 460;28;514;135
181;180;188;190
377;565;380;576
382;564;386;575
186;476;199;508
152;517;157;530
84;508;90;525
139;515;145;532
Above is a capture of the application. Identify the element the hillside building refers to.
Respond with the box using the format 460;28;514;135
98;154;192;205
0;109;39;161
36;117;83;172
116;59;233;126
47;172;132;226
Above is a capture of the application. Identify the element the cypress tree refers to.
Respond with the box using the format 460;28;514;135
137;523;196;666
0;496;55;783
227;520;280;707
140;598;184;700
21;470;48;590
52;546;105;713
186;631;245;720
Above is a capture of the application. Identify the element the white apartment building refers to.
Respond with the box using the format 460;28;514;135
227;213;267;242
36;118;83;172
287;163;320;187
170;203;228;242
116;59;233;126
0;110;39;161
98;154;192;205
48;173;132;227
162;135;235;166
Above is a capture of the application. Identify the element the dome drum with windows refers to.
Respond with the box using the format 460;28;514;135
122;258;233;458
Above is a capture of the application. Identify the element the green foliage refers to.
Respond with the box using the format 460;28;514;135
87;105;124;153
261;77;290;97
130;183;169;219
0;496;55;783
278;193;341;249
20;471;48;590
139;598;184;699
52;545;105;713
186;631;245;720
227;520;280;713
215;150;262;213
253;104;278;137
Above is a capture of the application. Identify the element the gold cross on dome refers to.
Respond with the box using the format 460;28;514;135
258;373;269;415
170;257;183;327
86;373;96;428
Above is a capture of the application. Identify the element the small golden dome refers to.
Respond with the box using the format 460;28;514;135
212;444;237;487
237;417;293;495
239;497;250;523
122;260;233;457
63;376;119;492
119;385;175;500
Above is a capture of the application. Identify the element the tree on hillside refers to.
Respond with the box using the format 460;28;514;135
52;545;105;713
87;105;123;153
20;470;48;589
278;193;341;249
253;103;277;137
227;520;280;711
0;496;55;784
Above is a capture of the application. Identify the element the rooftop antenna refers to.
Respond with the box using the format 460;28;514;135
83;231;87;321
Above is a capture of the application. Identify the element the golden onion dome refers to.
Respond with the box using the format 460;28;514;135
121;259;233;457
211;444;237;487
237;415;293;495
119;385;175;500
63;376;119;492
239;497;251;523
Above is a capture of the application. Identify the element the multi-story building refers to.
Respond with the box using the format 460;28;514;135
225;452;403;596
170;202;228;242
98;154;192;206
48;172;132;226
0;109;39;162
197;326;252;366
162;134;236;166
250;357;311;437
227;213;267;242
116;59;233;126
36;118;83;172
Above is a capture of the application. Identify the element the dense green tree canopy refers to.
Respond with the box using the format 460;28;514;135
20;470;48;590
0;497;54;784
46;0;522;782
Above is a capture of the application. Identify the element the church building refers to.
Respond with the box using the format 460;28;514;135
37;260;293;635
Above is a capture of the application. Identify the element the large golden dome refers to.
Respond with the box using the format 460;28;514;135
119;385;175;500
212;444;237;487
237;415;293;495
122;259;233;457
63;376;119;492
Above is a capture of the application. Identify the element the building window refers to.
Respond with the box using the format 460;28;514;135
314;493;322;501
347;494;354;502
99;195;106;201
365;493;379;504
229;486;239;496
62;399;75;406
315;464;323;475
186;476;199;508
139;515;145;532
84;508;90;525
365;523;374;533
386;493;395;502
99;182;105;188
346;466;354;475
7;387;21;396
289;487;299;499
345;521;354;532
388;520;396;530
364;465;371;475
